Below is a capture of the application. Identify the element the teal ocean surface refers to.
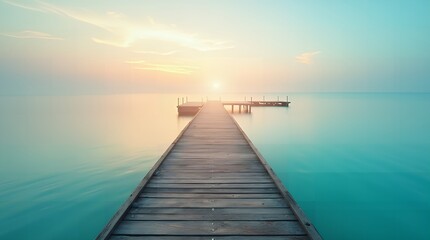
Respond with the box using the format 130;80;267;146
0;93;429;239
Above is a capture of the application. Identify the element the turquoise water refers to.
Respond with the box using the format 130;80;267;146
0;95;192;239
234;93;430;240
0;93;429;239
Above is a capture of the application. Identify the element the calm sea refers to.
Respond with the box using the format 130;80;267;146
0;93;429;239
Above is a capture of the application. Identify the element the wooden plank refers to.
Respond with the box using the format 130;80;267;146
162;161;261;165
149;178;273;183
161;160;261;165
139;193;282;199
111;236;309;240
177;140;249;144
143;188;280;194
158;170;265;173
161;162;263;166
168;153;258;158
174;143;250;147
153;173;269;178
133;198;288;208
129;207;293;215
172;145;252;149
146;183;276;189
173;145;252;150
160;165;261;169
159;164;264;169
125;213;296;221
157;170;266;173
159;168;264;171
166;157;260;161
113;220;306;236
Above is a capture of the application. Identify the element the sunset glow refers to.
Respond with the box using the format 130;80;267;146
1;0;430;94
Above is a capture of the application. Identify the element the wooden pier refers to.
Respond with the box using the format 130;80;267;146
98;101;321;240
177;98;291;115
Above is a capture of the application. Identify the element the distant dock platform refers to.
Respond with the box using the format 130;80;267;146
178;98;291;115
97;101;320;239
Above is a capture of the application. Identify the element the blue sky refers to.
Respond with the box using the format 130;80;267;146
1;0;429;94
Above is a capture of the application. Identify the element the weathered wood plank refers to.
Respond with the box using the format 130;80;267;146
163;161;261;166
125;213;296;221
153;173;269;178
113;220;306;236
129;207;292;215
162;159;261;164
146;183;276;189
161;162;263;167
143;188;280;194
149;178;273;183
165;155;259;159
168;153;258;158
111;236;309;240
159;169;264;172
174;143;251;148
139;193;282;199
160;165;263;170
133;198;288;208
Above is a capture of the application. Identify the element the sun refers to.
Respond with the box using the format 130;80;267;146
212;82;221;91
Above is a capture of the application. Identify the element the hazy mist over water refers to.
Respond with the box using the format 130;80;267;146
0;93;429;239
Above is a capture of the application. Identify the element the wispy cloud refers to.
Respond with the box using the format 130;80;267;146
134;50;181;56
127;60;199;74
136;64;197;74
0;30;63;40
2;0;46;12
296;51;321;64
3;0;234;52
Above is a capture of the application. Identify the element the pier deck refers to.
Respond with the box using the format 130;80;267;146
177;99;290;115
98;101;321;240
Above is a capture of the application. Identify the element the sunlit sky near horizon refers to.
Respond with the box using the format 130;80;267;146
1;0;430;95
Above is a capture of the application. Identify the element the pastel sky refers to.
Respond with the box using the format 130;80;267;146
1;0;429;94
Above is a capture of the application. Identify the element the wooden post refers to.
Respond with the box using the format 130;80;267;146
239;105;242;113
231;105;234;113
249;104;252;113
